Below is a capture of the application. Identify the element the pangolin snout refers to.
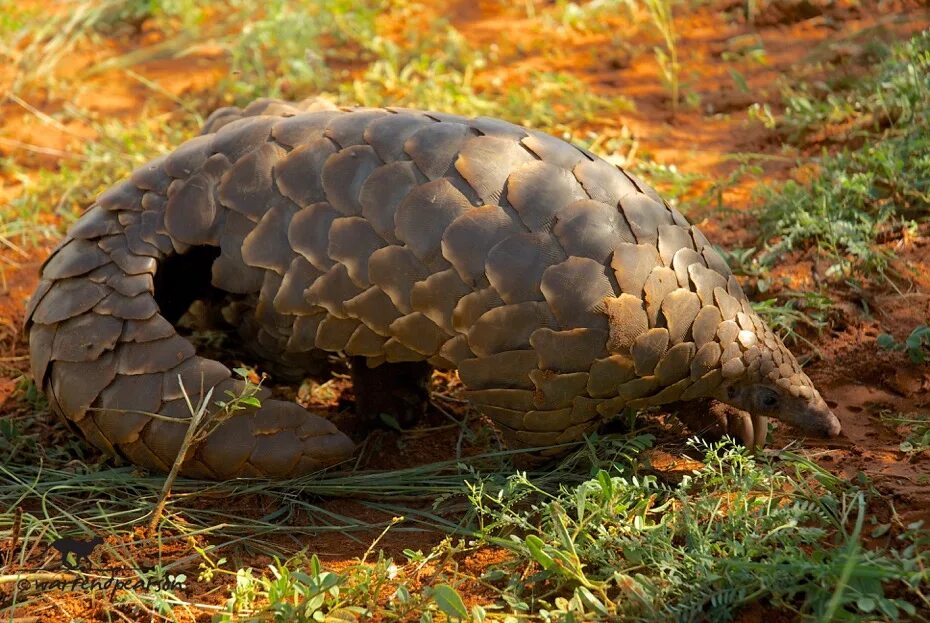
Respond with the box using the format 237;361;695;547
814;409;843;437
791;401;842;438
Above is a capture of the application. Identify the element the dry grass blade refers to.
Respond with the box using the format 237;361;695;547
147;378;214;535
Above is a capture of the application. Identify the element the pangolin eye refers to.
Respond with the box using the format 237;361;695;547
761;392;779;408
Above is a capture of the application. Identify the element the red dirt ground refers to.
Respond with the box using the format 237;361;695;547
2;0;929;620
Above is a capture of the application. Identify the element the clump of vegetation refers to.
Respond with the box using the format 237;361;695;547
0;108;199;241
343;20;633;139
755;31;930;278
4;0;383;100
880;411;930;459
210;547;487;622
470;441;930;621
752;290;831;347
204;438;930;621
877;325;930;364
780;32;929;140
640;0;682;113
549;0;685;113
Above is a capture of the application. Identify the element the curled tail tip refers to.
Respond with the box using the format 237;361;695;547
184;398;354;479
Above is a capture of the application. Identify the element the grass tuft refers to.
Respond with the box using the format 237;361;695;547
755;30;930;278
464;440;929;621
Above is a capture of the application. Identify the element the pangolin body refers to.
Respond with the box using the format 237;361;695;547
25;99;842;479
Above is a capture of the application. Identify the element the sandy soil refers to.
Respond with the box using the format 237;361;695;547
1;0;929;620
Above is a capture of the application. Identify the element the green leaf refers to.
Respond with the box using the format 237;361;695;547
877;597;899;618
856;596;876;612
550;502;576;555
876;333;897;350
324;607;361;622
307;592;325;611
525;535;555;570
575;586;609;615
727;68;750;93
870;523;891;538
432;584;469;620
378;413;403;431
596;470;613;501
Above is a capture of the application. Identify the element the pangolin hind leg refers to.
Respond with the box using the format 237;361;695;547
349;357;432;429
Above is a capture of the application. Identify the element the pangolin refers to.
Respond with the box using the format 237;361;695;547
24;98;842;479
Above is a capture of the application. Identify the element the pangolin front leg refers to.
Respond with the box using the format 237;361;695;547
26;99;841;480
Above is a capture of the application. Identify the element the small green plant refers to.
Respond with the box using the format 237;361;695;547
877;325;930;364
754;30;930;278
216;554;359;622
715;246;769;282
747;102;776;129
467;440;929;621
880;411;930;458
211;548;479;621
212;367;265;416
554;0;630;32
752;290;831;345
721;33;768;65
148;367;265;532
780;32;928;141
639;0;681;113
633;160;705;209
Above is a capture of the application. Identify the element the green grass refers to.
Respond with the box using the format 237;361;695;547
126;437;929;622
878;325;930;365
751;291;831;348
0;105;199;243
466;441;929;621
4;0;383;100
754;30;930;279
7;369;928;622
6;377;928;622
336;19;634;139
879;410;930;459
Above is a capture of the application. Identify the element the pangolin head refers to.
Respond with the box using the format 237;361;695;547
714;310;842;439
